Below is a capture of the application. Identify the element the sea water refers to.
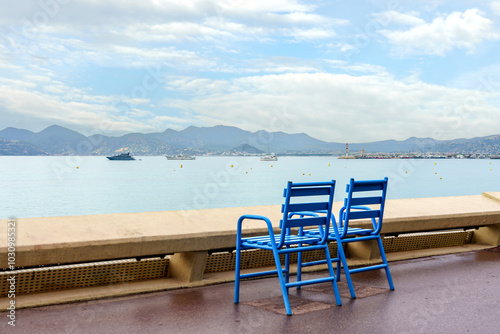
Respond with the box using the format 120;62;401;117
0;156;499;219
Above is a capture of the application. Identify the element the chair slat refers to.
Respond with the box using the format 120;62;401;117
351;182;384;192
289;187;332;197
287;202;329;212
244;236;272;243
348;209;380;220
350;196;382;206
284;216;328;228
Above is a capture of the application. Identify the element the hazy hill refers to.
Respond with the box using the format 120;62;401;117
0;125;88;155
88;133;174;155
29;125;90;154
0;127;35;141
438;134;500;154
252;131;344;153
347;137;441;153
148;125;252;151
0;138;48;155
230;143;265;154
0;124;499;156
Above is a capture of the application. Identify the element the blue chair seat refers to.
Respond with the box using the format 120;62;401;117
242;234;322;248
304;227;374;238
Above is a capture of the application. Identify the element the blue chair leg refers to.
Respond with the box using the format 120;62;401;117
285;251;290;294
234;242;242;304
376;235;394;290
337;241;356;299
323;244;342;306
271;249;292;315
335;247;341;282
296;246;303;289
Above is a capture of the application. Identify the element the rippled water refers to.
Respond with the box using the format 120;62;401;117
1;156;498;218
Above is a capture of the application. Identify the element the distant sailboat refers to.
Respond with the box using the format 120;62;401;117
166;154;196;160
261;133;277;161
260;153;278;161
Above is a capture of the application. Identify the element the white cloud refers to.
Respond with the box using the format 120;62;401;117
242;57;320;74
338;43;355;52
380;9;498;56
0;0;343;76
0;86;107;125
150;115;193;129
0;80;158;136
323;60;387;75
123;22;237;43
107;45;215;69
0;77;37;89
374;11;425;26
165;77;232;94
1;0;340;44
270;12;329;25
490;1;500;15
287;27;336;40
127;108;156;118
217;0;313;14
162;72;500;142
113;4;342;43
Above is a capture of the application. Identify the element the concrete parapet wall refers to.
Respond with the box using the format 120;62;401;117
1;192;500;309
2;192;500;269
0;205;281;269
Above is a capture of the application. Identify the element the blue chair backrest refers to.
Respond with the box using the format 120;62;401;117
278;181;336;247
340;177;388;236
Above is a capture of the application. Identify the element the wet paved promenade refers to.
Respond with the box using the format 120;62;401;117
2;248;500;334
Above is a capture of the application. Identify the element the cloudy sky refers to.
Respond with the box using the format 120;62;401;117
1;0;499;143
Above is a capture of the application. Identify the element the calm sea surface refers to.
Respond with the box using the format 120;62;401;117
1;156;499;219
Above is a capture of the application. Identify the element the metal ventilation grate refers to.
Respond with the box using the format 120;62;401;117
383;230;473;253
0;257;168;297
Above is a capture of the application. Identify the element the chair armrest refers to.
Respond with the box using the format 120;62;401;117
237;214;279;246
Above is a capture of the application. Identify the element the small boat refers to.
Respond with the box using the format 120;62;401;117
166;154;196;160
107;152;135;160
260;154;278;161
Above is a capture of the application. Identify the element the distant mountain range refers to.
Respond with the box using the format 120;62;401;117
0;124;499;156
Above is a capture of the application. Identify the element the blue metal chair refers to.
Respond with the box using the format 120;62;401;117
234;181;342;315
300;177;394;299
